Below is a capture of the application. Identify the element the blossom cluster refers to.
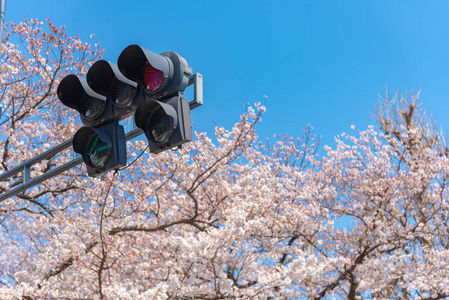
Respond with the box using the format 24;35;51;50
0;19;448;299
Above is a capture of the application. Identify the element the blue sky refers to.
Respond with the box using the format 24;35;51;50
6;0;449;149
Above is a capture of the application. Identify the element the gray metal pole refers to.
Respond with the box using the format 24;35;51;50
0;0;5;44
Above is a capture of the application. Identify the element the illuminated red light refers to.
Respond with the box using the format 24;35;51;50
143;62;165;91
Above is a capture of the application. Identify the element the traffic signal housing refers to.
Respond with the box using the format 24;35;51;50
57;73;128;177
118;45;193;154
72;122;126;177
117;44;192;100
135;96;192;154
86;60;144;121
57;75;114;128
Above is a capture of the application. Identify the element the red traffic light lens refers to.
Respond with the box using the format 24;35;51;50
143;61;165;91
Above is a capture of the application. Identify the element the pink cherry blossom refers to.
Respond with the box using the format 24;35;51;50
0;19;448;299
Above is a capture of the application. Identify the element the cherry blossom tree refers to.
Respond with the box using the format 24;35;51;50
1;19;449;299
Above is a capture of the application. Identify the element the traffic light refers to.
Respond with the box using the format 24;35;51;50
57;75;114;127
117;45;193;153
72;122;126;177
57;74;127;177
57;44;198;177
134;96;192;154
86;60;144;121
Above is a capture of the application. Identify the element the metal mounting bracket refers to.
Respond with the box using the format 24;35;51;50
187;73;203;109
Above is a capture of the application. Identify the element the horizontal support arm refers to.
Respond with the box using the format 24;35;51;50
0;139;73;182
0;127;144;202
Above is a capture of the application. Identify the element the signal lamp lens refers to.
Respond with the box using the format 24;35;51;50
111;78;136;106
80;93;105;119
148;106;175;143
86;134;110;168
143;62;165;91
